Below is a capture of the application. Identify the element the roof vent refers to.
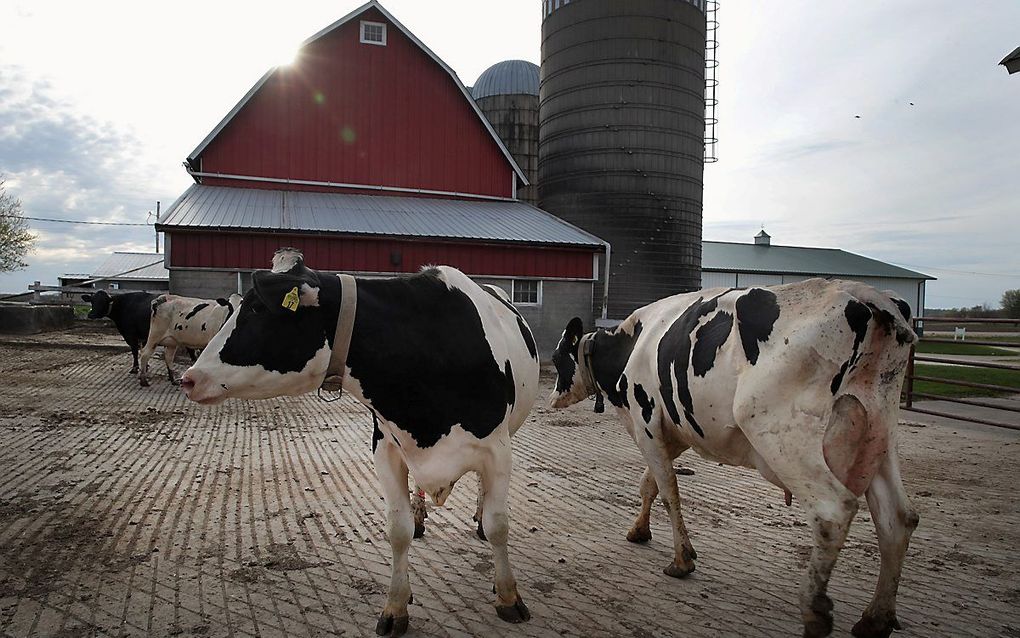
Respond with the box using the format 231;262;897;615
754;230;771;246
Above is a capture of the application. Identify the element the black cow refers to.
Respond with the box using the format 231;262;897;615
82;290;156;374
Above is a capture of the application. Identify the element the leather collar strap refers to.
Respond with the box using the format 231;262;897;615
319;274;357;397
578;332;605;413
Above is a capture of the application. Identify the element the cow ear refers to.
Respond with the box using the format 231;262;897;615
565;317;584;347
81;294;92;302
216;298;228;306
252;267;321;314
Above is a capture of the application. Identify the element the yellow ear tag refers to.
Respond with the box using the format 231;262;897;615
281;286;300;312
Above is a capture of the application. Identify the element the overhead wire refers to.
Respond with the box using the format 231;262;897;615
0;213;151;227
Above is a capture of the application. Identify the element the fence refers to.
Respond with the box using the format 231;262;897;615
27;283;104;305
902;317;1020;431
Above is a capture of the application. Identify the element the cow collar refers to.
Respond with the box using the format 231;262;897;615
578;332;605;413
318;273;357;401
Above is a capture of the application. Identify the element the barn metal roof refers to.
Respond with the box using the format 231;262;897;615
92;252;168;281
187;1;528;186
156;185;605;248
472;60;540;99
703;241;933;280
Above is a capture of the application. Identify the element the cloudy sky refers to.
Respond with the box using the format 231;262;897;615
1;0;1017;308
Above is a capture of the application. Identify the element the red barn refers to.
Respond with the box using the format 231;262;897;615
156;0;605;356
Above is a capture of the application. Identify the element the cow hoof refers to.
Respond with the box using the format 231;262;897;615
413;523;425;539
129;368;138;375
626;527;652;544
476;520;487;541
496;596;531;624
375;613;409;637
663;560;695;578
851;614;901;638
139;378;150;388
803;595;834;638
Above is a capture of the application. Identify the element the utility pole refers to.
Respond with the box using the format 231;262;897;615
155;201;161;253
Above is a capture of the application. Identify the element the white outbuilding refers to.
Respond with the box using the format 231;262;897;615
701;231;934;317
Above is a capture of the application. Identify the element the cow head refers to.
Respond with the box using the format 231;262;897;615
180;249;339;405
548;317;594;409
82;290;111;319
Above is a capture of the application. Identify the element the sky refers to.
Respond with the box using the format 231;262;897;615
0;0;1017;308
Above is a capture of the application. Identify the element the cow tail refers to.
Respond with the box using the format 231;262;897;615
151;294;169;316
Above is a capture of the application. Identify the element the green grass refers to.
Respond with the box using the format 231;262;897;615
72;304;92;320
915;341;1017;356
909;363;1020;398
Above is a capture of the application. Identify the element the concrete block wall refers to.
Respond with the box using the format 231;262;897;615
169;270;241;300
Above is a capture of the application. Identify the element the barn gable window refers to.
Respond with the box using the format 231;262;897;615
360;21;387;46
512;279;541;305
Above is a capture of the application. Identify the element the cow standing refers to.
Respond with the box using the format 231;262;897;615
549;279;918;638
137;293;241;387
179;250;539;637
82;290;155;374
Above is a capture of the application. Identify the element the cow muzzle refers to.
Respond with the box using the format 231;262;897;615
179;369;226;405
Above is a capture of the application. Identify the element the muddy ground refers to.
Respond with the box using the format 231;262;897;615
0;323;1018;637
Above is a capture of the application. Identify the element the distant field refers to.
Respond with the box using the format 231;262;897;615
909;363;1020;398
914;341;1017;356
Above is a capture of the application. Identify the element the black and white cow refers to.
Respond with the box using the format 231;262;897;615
179;250;540;637
549;279;918;638
82;290;155;374
137;293;242;387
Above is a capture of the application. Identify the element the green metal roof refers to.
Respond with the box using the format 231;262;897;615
702;241;934;280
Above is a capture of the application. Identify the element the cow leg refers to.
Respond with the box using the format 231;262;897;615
411;483;427;539
163;345;180;385
633;411;697;577
481;442;529;624
799;489;858;638
374;440;413;637
853;452;918;638
137;336;159;387
128;339;140;374
473;472;487;541
626;467;657;544
740;416;859;638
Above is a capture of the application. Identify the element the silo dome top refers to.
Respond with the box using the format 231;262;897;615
471;60;540;99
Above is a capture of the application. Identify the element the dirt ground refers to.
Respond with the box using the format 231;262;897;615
1;324;1018;638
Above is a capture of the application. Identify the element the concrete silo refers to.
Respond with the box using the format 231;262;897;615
473;60;541;206
539;0;708;318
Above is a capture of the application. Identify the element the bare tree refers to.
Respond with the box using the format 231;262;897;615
0;177;36;272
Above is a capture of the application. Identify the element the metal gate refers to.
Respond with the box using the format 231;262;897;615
902;317;1020;431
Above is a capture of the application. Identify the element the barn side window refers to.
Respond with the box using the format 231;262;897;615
360;21;387;46
512;280;541;305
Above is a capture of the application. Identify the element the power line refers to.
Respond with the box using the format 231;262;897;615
0;213;150;227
